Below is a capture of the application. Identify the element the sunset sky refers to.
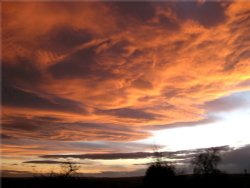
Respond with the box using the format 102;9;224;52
1;1;250;177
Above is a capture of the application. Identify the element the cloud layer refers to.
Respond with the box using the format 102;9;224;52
1;1;250;175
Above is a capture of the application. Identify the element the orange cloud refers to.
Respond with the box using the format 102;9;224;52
1;1;250;161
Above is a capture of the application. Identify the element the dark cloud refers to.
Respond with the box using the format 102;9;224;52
39;26;93;53
2;137;155;157
97;108;156;120
2;57;42;86
48;45;116;80
2;85;86;114
23;160;83;165
104;39;131;57
41;146;230;160
41;152;154;160
2;138;113;155
2;116;150;141
34;116;62;122
220;145;250;173
2;116;63;142
1;134;16;140
3;117;41;132
48;47;96;79
157;15;180;31
111;2;156;22
70;141;156;155
173;1;227;27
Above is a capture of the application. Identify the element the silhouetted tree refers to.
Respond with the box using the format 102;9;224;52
36;160;80;179
60;160;80;178
144;146;176;187
191;148;221;175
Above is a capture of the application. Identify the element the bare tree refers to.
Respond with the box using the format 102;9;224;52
191;148;221;175
35;160;80;179
60;160;80;178
152;144;164;164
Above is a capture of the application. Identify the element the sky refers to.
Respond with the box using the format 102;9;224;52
1;1;250;177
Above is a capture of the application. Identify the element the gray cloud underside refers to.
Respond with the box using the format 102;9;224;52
41;146;230;160
23;160;84;165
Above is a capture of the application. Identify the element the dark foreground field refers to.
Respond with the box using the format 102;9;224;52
2;176;143;188
2;174;250;188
